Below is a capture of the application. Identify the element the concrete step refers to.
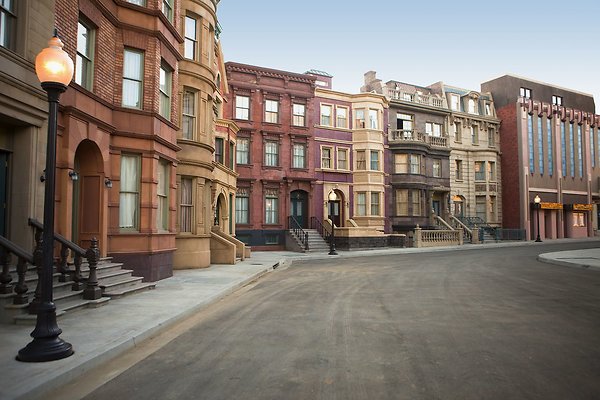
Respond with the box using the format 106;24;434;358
96;269;136;285
102;281;156;299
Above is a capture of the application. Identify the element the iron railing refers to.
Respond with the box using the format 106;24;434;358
288;216;309;251
310;216;331;243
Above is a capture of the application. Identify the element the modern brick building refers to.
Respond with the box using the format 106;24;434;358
482;75;598;239
224;62;317;250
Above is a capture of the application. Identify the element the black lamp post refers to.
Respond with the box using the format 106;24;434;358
17;30;74;362
328;191;338;255
534;195;542;243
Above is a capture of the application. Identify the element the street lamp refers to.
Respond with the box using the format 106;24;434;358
328;191;338;255
17;30;74;362
534;195;542;243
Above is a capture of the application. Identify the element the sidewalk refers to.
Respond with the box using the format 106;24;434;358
2;239;599;400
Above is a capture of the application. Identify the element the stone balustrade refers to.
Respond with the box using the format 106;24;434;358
413;225;463;248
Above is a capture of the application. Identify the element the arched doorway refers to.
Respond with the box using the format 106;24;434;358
290;190;308;228
452;195;465;218
214;193;226;230
328;189;343;228
72;140;105;250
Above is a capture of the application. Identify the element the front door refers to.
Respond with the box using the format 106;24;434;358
330;200;341;227
74;140;103;250
290;190;308;228
432;200;441;216
0;151;8;236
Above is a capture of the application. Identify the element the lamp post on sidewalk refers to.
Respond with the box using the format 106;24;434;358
534;195;542;243
328;191;338;255
17;30;74;362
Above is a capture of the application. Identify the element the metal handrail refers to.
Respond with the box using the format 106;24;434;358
310;216;331;243
28;218;85;285
288;216;309;251
0;234;34;304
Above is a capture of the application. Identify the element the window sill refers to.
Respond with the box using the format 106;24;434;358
262;165;282;170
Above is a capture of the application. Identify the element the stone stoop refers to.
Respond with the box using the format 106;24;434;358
290;229;330;252
2;258;155;324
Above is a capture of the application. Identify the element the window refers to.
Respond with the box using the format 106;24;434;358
548;118;554;176
179;177;193;233
527;114;534;173
182;90;196;139
591;127;596;169
264;141;279;166
321;147;332;169
236;138;249;164
235;189;249;224
570;122;575;177
264;99;279;123
265;234;279;245
488;161;496;181
356;150;366;170
122;48;144;109
320;104;332;126
538;117;544;175
184;16;197;60
394;154;408;173
371;192;380;216
410;154;420;174
455;160;463;180
433;159;441;177
490;196;497;222
475;161;485;181
215;137;224;164
119;154;140;229
292;144;306;168
235;95;250;120
159;62;172;119
520;87;532;99
454;122;462;142
337;148;348;170
370;150;379;170
395;189;408;216
561;121;567;177
412;190;422;216
356;192;366;216
471;125;479;144
577;124;583;178
355;109;365;128
229;142;235;169
573;212;586;227
468;99;476;114
0;0;15;49
336;107;348;128
292;104;305;127
426;122;442;137
265;189;278;224
76;20;94;90
369;109;378;129
127;0;146;4
476;196;486;221
484;102;492;116
397;113;413;136
157;160;169;230
450;94;460;111
552;95;563;106
487;128;495;147
162;0;173;21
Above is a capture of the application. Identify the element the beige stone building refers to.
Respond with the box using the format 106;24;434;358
429;83;502;227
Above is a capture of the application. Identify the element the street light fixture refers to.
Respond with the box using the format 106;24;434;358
328;190;338;255
534;195;542;243
17;30;74;362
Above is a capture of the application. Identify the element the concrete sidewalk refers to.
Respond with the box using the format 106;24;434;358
1;239;599;400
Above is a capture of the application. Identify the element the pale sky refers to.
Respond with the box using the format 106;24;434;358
218;0;599;109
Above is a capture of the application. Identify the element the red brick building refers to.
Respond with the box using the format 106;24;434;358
54;0;183;280
224;62;317;249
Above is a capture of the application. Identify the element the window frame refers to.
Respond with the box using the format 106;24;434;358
0;0;16;50
159;61;173;119
370;150;379;171
122;48;144;109
370;192;380;216
292;143;306;169
179;176;193;233
162;0;173;22
184;16;197;60
320;103;333;127
336;106;348;128
75;18;95;90
474;161;486;181
337;147;349;170
264;140;279;167
356;192;367;216
520;87;532;99
356;150;366;170
432;159;441;178
215;137;224;164
235;189;249;224
264;99;279;124
321;146;332;169
292;103;306;127
236;137;250;165
157;159;170;231
265;190;279;224
235;95;250;120
182;89;196;140
119;153;141;230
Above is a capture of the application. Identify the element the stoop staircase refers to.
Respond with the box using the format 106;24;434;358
289;229;330;252
0;219;155;325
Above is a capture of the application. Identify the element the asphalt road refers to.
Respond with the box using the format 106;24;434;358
83;243;600;400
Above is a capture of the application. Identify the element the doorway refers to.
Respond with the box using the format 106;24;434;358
73;140;104;250
0;151;8;236
290;190;308;228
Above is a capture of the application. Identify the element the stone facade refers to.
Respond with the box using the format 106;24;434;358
362;71;451;234
428;82;502;227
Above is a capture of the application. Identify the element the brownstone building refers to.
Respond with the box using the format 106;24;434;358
224;62;317;249
52;0;183;280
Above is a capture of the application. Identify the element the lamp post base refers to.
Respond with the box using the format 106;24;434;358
535;236;542;242
17;336;73;362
